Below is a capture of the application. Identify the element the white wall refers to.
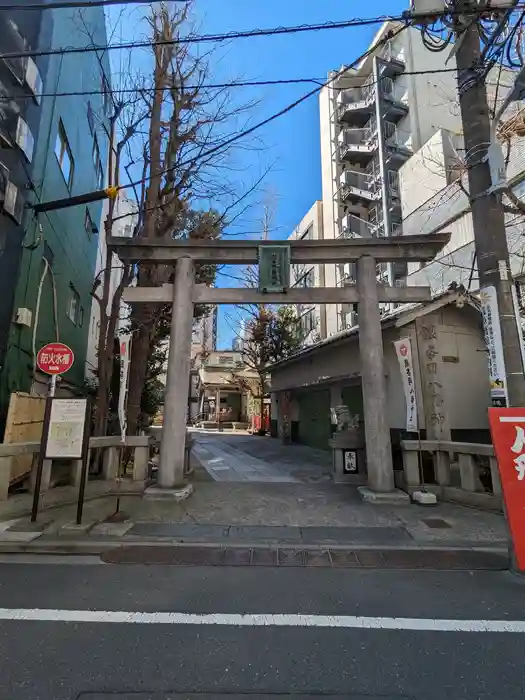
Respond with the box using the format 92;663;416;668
85;194;137;379
404;27;461;152
288;200;327;341
400;129;452;220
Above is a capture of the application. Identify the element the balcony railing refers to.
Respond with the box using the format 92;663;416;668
337;83;375;121
381;77;408;105
340;214;374;238
336;262;356;287
339;168;372;191
338;127;368;146
385;124;412;151
379;42;405;71
391;222;403;236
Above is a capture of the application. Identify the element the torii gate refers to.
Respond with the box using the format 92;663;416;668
110;233;450;500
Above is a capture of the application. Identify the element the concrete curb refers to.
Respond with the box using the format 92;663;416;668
0;537;510;558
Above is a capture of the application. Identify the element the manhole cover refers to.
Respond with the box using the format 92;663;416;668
422;518;451;529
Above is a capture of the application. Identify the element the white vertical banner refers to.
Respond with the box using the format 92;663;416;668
480;286;507;407
511;283;525;376
118;333;132;442
394;337;418;433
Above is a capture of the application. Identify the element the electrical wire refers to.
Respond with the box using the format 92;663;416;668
0;16;408;62
0;0;178;9
121;23;410;195
0;66;460;102
3;5;525;62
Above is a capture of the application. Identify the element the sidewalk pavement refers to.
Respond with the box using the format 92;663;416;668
0;484;509;555
0;432;510;564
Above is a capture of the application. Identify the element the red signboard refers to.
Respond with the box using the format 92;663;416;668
36;343;74;375
488;407;525;570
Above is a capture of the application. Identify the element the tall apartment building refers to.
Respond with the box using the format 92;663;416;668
0;2;111;429
319;20;462;335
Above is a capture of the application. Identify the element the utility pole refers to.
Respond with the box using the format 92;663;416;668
454;8;525;406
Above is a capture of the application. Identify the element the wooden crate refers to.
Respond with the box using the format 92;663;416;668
4;392;46;482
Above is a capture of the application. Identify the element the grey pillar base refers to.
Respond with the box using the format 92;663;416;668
59;520;96;536
144;483;194;502
358;486;410;505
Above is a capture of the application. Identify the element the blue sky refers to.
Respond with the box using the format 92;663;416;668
110;0;406;347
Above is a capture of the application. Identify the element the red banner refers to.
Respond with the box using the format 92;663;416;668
488;407;525;569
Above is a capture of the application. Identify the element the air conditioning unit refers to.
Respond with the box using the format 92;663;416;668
14;308;32;327
15;116;34;162
4;181;23;224
25;57;42;103
0;162;8;202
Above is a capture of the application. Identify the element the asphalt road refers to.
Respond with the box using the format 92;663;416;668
0;556;524;700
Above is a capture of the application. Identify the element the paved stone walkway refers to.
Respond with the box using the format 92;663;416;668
190;430;332;483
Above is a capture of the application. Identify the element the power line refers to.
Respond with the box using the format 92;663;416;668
0;0;179;10
0;16;407;62
0;67;460;101
121;23;409;195
2;5;524;62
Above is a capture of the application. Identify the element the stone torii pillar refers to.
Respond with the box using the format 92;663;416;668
154;256;195;495
357;256;398;499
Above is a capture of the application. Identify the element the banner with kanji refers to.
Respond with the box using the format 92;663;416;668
394;337;418;433
488;407;525;570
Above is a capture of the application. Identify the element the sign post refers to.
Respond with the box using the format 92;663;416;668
31;343;76;522
480;287;507;407
488;407;525;572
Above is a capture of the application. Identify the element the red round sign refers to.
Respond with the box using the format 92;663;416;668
36;343;75;375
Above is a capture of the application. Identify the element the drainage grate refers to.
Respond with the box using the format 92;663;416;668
422;518;452;529
100;545;507;570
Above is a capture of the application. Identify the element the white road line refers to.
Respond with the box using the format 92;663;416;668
0;609;524;632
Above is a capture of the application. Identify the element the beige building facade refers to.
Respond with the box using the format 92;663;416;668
269;293;491;453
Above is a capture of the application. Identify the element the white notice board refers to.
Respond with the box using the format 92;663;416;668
45;399;88;459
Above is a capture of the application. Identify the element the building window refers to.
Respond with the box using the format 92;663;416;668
92;135;100;170
92;136;104;189
84;208;96;238
66;284;80;324
101;73;112;116
55;120;74;189
15;117;34;162
97;161;104;189
87;101;95;135
300;226;313;240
